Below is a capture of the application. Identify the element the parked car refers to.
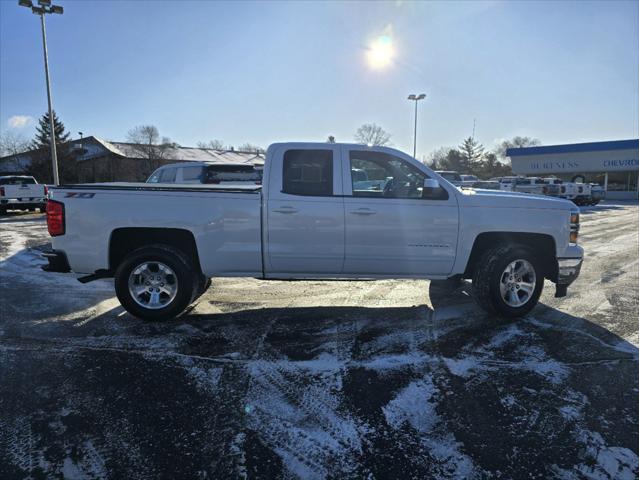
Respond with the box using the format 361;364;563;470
44;142;583;321
147;162;262;186
588;184;606;205
435;170;463;186
471;180;501;190
460;174;479;187
494;176;546;195
0;175;47;214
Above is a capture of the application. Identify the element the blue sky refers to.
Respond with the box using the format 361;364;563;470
1;0;637;158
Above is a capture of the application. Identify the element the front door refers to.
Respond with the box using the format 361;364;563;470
266;146;344;275
342;148;459;276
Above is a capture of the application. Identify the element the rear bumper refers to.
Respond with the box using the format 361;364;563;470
41;249;71;273
1;198;46;209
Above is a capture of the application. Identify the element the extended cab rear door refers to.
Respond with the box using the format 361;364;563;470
265;145;344;275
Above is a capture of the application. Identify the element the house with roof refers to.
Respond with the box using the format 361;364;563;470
0;136;265;183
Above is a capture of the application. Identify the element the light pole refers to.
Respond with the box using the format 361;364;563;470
407;93;426;159
18;0;64;185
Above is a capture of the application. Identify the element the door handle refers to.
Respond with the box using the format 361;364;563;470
350;208;376;216
273;206;298;214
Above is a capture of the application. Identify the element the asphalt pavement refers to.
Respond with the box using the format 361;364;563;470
0;202;637;479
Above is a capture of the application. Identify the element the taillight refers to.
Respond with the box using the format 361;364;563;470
46;200;65;236
0;186;4;196
44;185;49;197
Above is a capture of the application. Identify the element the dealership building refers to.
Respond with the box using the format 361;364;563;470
507;139;639;200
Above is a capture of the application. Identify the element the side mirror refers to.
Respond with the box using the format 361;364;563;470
422;178;442;199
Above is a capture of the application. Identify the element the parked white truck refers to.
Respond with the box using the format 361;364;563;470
0;175;48;214
44;143;583;320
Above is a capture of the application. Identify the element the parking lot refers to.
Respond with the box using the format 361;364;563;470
0;202;637;479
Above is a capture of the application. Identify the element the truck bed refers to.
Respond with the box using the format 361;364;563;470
48;184;263;276
54;182;262;193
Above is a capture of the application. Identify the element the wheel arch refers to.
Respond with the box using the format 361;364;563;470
463;232;557;281
109;227;203;275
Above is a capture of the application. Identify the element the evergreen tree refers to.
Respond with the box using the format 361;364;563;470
28;111;76;184
31;110;70;150
458;136;485;170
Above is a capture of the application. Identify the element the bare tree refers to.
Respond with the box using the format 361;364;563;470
426;146;453;168
237;143;264;153
126;125;175;175
0;131;30;157
496;136;541;159
197;139;225;150
354;123;391;146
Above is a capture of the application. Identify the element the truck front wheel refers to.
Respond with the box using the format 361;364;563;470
114;245;198;321
472;245;543;318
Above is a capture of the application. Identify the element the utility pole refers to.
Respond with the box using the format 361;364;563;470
407;93;426;159
19;0;64;185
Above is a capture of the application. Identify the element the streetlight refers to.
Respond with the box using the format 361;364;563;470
18;0;64;185
407;93;426;159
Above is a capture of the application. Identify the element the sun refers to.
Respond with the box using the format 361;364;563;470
366;34;394;69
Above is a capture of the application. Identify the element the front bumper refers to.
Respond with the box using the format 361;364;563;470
555;256;583;297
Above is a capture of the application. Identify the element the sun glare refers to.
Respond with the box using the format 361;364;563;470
366;34;394;69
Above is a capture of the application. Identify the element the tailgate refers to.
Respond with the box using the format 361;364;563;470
3;184;44;198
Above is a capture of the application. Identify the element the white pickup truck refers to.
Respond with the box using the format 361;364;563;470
0;175;48;214
44;142;583;321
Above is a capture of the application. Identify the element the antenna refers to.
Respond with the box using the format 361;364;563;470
472;118;476;141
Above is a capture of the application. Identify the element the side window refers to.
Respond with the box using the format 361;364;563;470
350;151;432;199
282;150;333;196
182;166;203;182
147;171;161;183
159;168;176;183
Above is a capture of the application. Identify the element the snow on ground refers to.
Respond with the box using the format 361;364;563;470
1;204;638;479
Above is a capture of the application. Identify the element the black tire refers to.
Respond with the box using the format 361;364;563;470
472;245;544;318
0;207;6;215
114;244;199;321
39;206;46;213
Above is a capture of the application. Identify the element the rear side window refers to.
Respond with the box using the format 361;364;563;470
159;168;176;183
282;150;333;196
182;166;203;182
204;165;261;183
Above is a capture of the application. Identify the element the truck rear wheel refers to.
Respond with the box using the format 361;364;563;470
114;245;198;321
472;245;543;318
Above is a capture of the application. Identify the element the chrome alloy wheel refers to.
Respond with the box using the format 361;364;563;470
499;259;536;308
128;261;178;309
